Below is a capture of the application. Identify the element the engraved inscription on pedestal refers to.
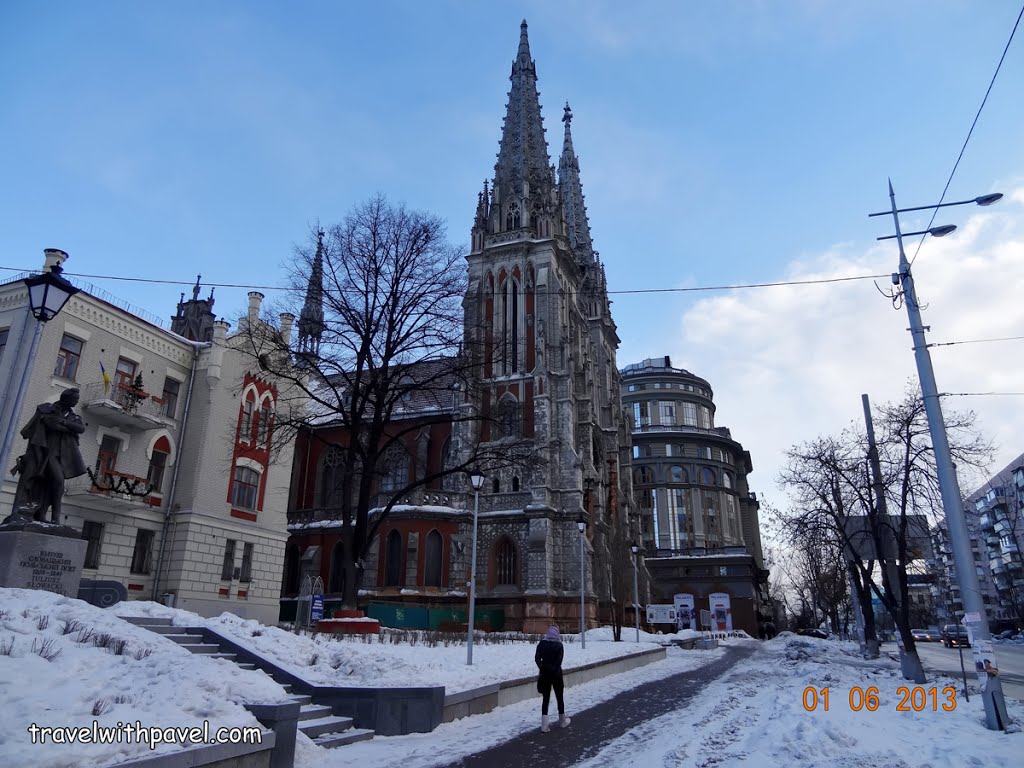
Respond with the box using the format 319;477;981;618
0;531;88;597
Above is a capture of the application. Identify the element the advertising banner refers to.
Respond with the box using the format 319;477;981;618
673;593;696;631
708;592;732;633
646;604;678;624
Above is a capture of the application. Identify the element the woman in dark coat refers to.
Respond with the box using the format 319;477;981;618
535;625;570;732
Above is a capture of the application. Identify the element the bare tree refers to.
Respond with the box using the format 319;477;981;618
777;387;993;676
240;195;538;608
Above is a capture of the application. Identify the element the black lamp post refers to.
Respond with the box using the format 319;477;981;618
577;512;587;649
631;542;641;642
0;254;80;500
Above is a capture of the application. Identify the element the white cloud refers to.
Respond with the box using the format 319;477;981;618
669;189;1024;520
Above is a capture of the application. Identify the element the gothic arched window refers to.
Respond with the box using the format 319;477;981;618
506;202;521;230
494;536;518;586
424;530;443;587
319;446;345;510
381;444;409;492
497;395;521;440
384;530;403;586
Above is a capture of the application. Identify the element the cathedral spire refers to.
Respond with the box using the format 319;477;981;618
558;102;594;260
297;228;325;356
487;19;553;236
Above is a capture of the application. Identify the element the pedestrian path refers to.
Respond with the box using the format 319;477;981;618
442;643;758;767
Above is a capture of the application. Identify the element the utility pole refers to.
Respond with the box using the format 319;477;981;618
875;181;1009;729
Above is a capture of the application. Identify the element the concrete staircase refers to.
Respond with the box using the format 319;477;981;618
126;617;374;749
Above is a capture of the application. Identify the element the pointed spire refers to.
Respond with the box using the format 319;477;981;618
490;19;552;229
558;102;594;260
192;275;202;301
298;228;325;356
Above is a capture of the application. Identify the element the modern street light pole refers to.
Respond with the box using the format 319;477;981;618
577;514;587;649
466;472;485;665
0;255;79;503
871;182;1009;730
631;543;640;642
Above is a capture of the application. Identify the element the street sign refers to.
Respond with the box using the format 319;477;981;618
311;593;324;622
646;604;677;624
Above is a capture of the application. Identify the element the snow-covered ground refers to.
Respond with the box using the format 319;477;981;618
0;589;287;768
113;599;681;693
5;587;1021;768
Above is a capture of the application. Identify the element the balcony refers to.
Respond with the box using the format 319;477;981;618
81;382;167;431
66;469;160;509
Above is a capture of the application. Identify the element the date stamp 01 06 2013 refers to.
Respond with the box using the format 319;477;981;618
802;685;958;713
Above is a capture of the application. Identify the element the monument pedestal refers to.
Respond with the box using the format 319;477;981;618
0;524;87;596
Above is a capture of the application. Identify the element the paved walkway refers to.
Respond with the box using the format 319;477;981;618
442;643;759;768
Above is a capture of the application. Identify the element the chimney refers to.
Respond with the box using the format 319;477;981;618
247;291;264;325
279;312;295;344
43;248;69;272
207;319;231;382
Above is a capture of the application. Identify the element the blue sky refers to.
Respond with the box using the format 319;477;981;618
3;1;1023;516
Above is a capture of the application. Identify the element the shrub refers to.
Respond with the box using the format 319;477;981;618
62;620;83;636
133;647;152;660
36;615;49;631
92;700;111;716
0;636;14;656
31;637;61;662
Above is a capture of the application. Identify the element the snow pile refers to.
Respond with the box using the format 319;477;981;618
0;589;288;768
114;602;666;693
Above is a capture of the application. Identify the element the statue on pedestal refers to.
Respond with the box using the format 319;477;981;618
3;388;87;526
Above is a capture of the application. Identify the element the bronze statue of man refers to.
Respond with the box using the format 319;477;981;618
8;388;87;524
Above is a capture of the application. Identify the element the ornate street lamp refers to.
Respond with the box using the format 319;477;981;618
631;542;641;642
577;513;587;649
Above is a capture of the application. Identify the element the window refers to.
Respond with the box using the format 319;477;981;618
633;466;653;485
221;539;236;580
130;529;154;574
658;401;675;424
495;537;518;586
681;402;698;426
81;521;103;569
698;406;712;430
239;397;255;442
670;465;687;483
240;542;254;583
231;466;260;510
114;357;137;390
384;530;403;586
319;446;346;509
146;444;167;493
54;334;83;380
496;395;521;439
257;402;272;446
0;328;8;364
511;475;520;492
94;435;121;486
424;530;443;587
492;477;500;493
633;401;650;425
381;445;409;492
723;472;733;489
283;545;302;594
701;467;716;485
161;377;180;419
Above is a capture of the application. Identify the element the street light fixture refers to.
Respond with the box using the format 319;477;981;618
577;513;587;650
466;472;485;665
871;182;1009;731
0;254;80;506
631;542;641;642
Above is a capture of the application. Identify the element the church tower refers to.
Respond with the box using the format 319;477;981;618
459;20;631;633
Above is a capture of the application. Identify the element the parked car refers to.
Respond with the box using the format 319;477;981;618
941;624;971;648
797;628;829;639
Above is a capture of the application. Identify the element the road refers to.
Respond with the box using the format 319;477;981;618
901;639;1024;701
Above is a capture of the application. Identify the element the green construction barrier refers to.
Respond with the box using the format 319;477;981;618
366;602;430;629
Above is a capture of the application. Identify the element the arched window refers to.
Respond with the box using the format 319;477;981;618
329;542;345;593
282;545;302;595
633;466;653;485
231;466;260;510
319;446;345;509
511;475;520;492
497;395;521;439
723;472;733;489
492;477;500;493
495;537;518;586
701;467;716;486
147;436;172;494
423;530;443;587
239;396;256;442
384;530;403;587
506;201;521;230
381;444;409;492
669;465;687;483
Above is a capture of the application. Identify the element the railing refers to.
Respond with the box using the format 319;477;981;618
80;381;168;421
89;469;157;504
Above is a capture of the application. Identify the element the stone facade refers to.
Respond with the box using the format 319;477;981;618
0;255;295;623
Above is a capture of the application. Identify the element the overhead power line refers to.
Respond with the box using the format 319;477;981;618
929;334;1024;348
941;391;1024;397
908;2;1024;269
0;264;889;296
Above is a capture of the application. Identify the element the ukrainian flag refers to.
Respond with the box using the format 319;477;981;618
100;361;111;394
